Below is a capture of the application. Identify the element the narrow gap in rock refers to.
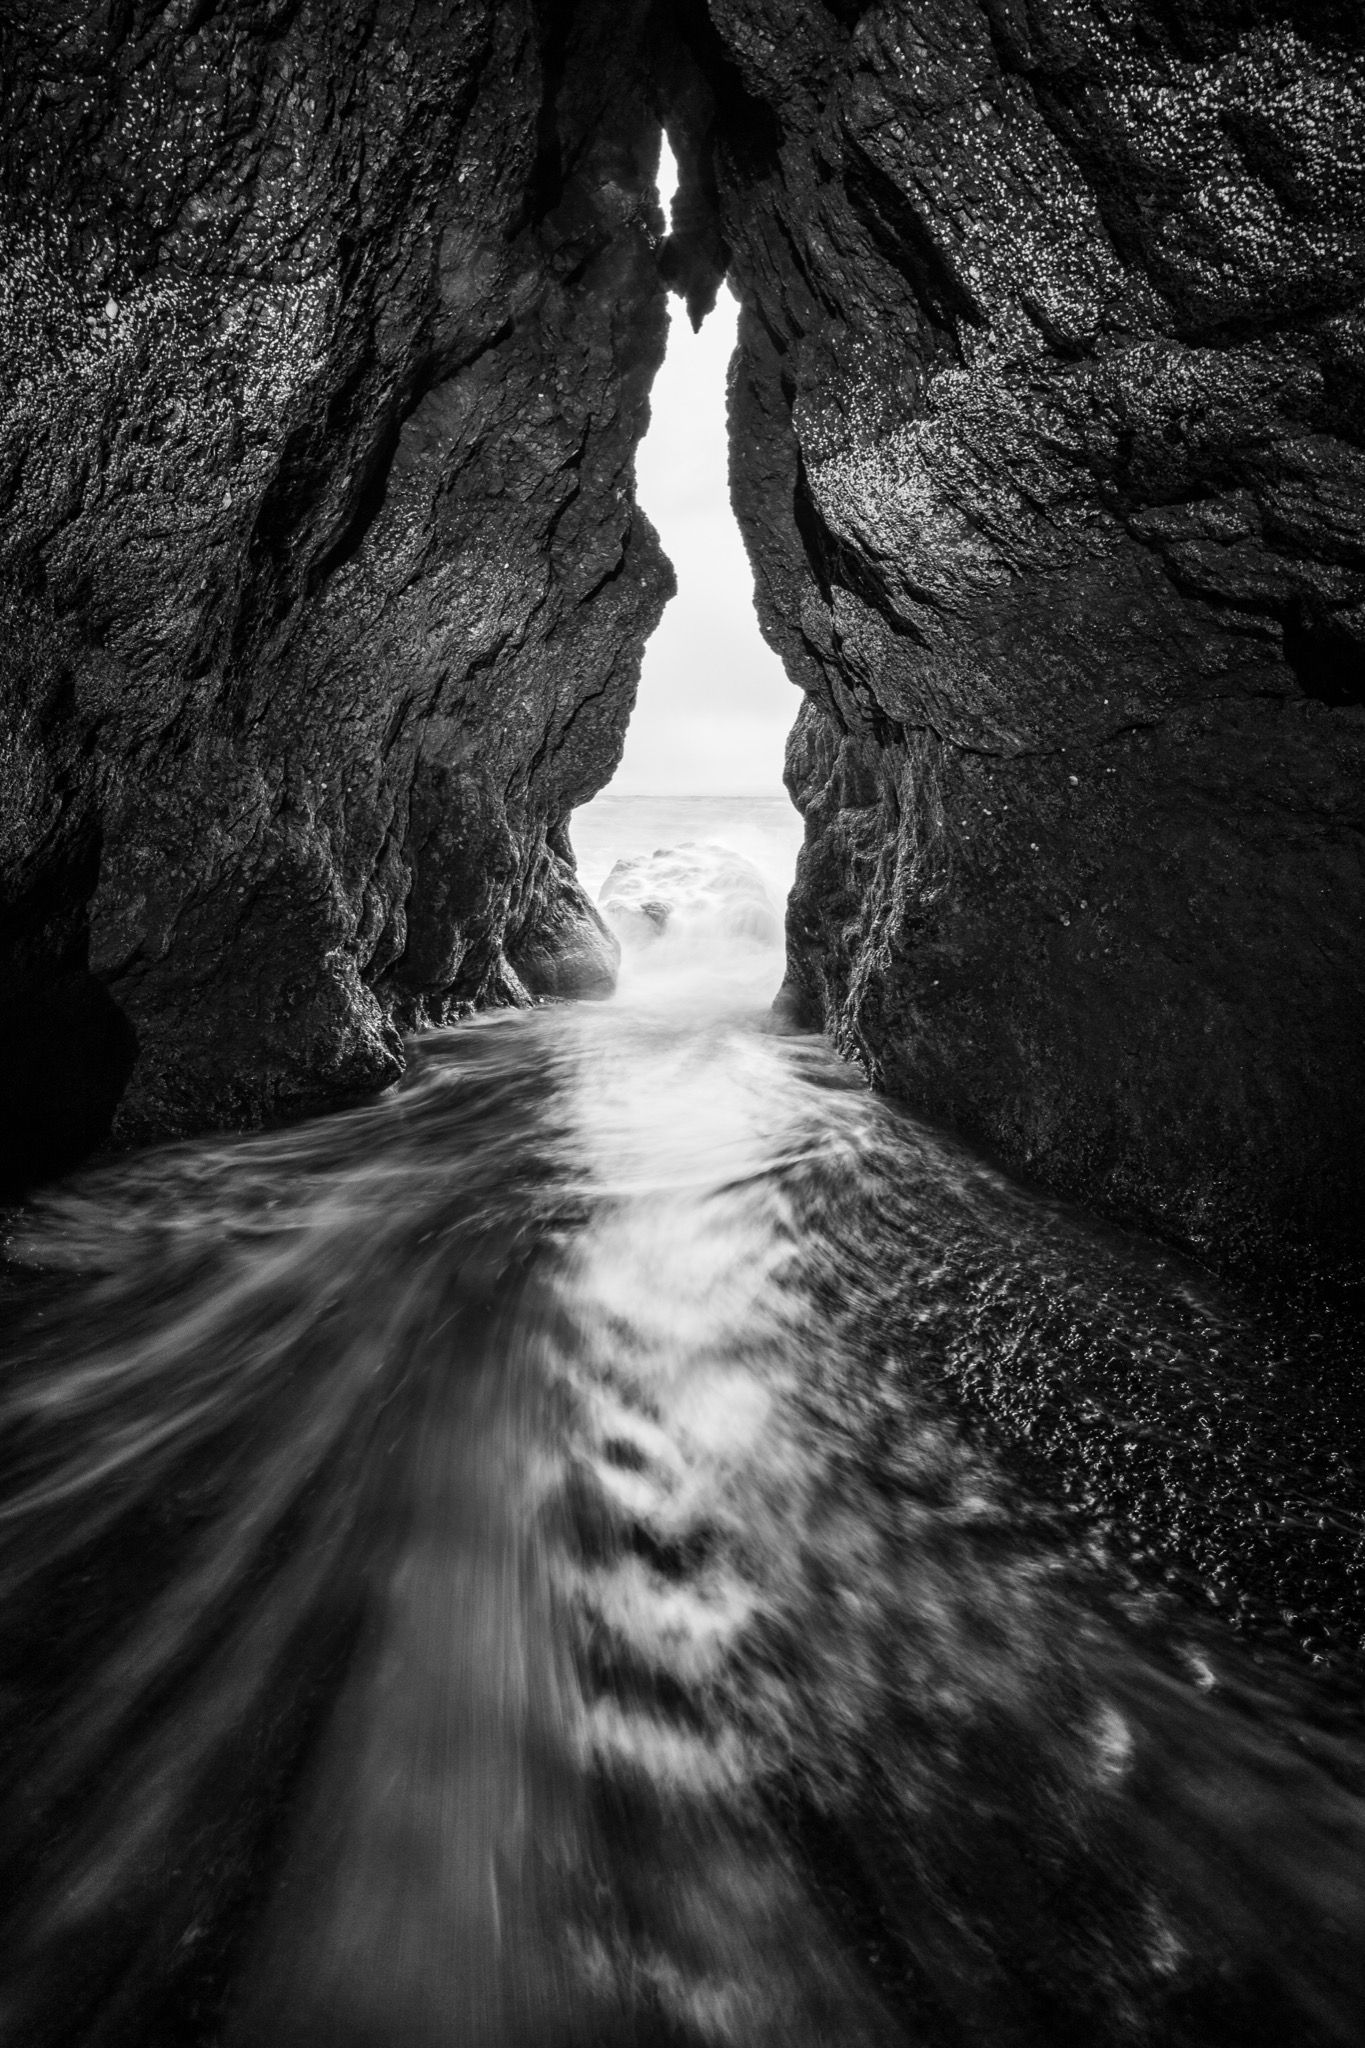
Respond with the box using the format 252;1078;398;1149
571;137;802;976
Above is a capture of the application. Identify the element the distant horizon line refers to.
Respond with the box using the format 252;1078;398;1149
580;789;792;801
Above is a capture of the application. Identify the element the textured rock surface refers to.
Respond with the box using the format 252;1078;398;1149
5;0;1364;1287
670;0;1365;1284
0;0;669;1184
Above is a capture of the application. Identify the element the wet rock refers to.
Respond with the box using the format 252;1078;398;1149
0;0;671;1180
600;855;677;946
508;834;621;1001
600;841;782;953
669;0;1365;1286
6;0;1365;1288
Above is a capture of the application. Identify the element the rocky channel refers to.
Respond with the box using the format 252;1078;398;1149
4;0;1364;1290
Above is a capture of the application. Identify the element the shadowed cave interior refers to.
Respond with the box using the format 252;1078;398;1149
3;7;1365;2046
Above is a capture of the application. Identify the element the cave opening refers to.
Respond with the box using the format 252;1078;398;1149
569;137;802;932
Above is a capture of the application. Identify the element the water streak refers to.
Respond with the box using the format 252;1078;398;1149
1;831;1363;2046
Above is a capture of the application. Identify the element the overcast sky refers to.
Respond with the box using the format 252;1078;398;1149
610;146;797;795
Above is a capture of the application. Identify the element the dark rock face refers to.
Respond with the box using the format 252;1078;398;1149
0;0;668;1182
5;1;1363;1287
671;0;1365;1284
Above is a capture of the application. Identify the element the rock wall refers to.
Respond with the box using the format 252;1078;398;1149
670;0;1365;1285
5;0;1363;1287
0;0;670;1187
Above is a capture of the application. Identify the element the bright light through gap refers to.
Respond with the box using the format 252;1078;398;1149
608;137;795;796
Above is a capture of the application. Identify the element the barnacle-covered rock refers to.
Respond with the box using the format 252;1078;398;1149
670;0;1365;1285
0;0;670;1182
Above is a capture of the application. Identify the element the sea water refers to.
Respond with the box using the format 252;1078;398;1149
0;792;1362;2046
571;791;803;904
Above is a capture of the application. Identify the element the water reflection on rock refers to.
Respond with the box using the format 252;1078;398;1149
0;873;1363;2046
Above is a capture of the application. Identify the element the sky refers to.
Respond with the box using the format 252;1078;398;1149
609;144;797;796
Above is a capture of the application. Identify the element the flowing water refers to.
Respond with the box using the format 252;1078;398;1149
1;794;1364;2048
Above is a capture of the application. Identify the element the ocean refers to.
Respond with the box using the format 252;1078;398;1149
1;787;1363;2045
